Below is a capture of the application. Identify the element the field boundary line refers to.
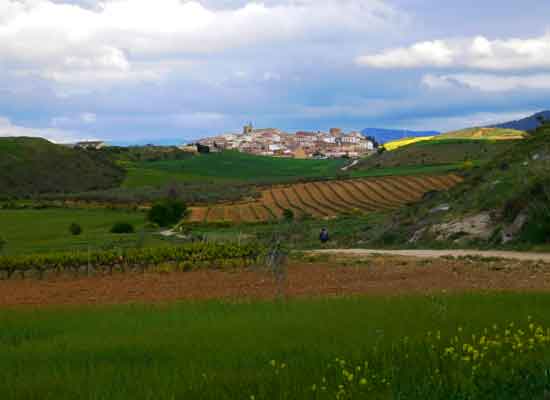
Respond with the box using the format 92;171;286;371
310;249;550;263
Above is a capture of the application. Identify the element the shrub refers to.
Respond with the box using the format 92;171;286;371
110;222;135;234
283;208;294;221
461;160;474;170
69;223;82;236
147;199;187;227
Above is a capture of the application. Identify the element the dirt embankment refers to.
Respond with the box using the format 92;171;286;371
1;254;550;307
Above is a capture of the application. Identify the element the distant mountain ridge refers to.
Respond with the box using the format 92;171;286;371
490;110;550;132
361;128;440;144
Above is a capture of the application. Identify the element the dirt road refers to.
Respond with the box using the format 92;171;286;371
312;249;550;262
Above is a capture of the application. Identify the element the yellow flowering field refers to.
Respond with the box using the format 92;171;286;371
261;317;550;399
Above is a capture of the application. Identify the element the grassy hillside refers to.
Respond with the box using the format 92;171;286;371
382;128;526;152
437;127;527;140
40;151;348;206
367;123;550;248
122;150;348;188
356;139;516;170
0;137;124;198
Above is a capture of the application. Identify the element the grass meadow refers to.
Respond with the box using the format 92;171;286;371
121;150;461;189
122;151;348;188
2;293;550;399
0;208;166;255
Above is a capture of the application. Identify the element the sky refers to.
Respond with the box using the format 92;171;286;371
0;0;549;144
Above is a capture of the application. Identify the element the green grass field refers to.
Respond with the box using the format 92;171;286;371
356;140;515;171
0;208;166;255
122;151;349;188
122;150;461;189
1;293;550;399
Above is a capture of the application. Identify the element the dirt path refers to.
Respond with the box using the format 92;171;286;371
312;249;550;262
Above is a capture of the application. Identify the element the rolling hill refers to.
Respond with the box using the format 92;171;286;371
382;127;527;151
368;122;550;248
491;110;550;132
356;127;525;171
0;137;125;198
437;127;527;140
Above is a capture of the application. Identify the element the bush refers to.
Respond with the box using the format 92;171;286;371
69;223;82;236
147;199;187;227
462;160;474;170
0;235;5;253
110;222;135;234
283;208;294;221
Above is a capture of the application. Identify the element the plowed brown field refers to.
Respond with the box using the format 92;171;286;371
192;174;461;224
2;254;549;307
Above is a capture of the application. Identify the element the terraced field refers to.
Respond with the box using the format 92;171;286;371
186;174;462;223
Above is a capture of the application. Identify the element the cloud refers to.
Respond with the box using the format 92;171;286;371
422;73;550;92
0;0;402;88
0;116;82;143
357;33;550;70
357;40;454;68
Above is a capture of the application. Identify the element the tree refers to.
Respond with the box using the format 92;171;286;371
0;235;6;253
283;208;294;221
364;135;380;148
69;223;82;236
147;199;187;227
110;222;135;234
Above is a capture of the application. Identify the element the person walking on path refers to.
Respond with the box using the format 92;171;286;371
319;228;330;245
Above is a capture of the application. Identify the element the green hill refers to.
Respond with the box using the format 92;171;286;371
0;137;125;198
355;139;517;170
368;123;550;248
358;127;527;171
122;150;348;188
436;127;527;140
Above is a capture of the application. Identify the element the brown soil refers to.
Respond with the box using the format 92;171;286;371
2;254;550;308
188;174;461;223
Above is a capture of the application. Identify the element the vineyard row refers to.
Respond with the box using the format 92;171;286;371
0;242;264;279
187;174;462;223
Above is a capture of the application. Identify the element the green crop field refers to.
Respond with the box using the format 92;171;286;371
1;293;550;399
0;208;164;255
122;151;348;188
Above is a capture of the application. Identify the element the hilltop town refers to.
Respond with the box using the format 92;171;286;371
193;124;377;159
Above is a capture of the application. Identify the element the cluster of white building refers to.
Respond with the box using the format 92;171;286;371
194;124;376;159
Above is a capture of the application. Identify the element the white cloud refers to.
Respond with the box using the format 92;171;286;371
0;116;81;143
357;33;550;70
423;73;550;92
357;40;454;68
0;0;402;88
